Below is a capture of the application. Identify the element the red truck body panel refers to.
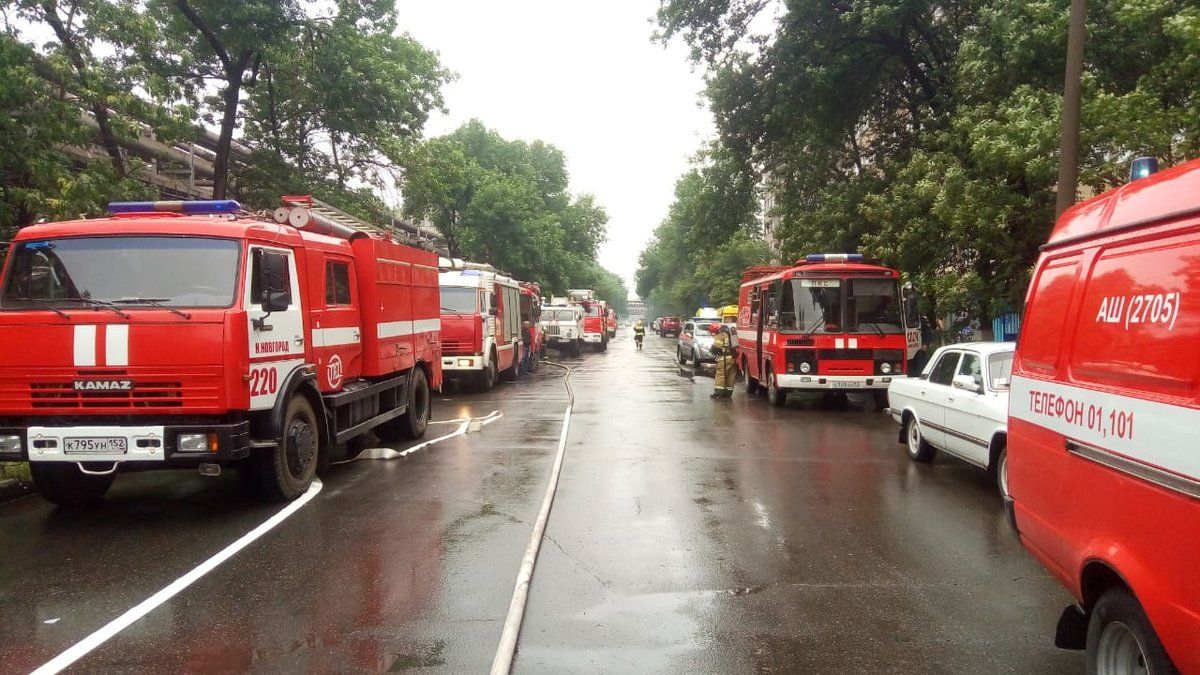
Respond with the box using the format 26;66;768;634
1011;157;1200;670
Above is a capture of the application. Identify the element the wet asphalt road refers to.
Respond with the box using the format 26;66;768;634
0;334;1084;673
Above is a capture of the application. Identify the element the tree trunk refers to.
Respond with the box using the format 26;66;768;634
211;53;252;199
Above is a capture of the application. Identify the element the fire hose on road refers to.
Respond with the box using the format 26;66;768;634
490;359;575;674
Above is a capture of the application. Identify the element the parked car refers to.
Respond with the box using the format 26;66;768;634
659;316;681;337
677;319;719;367
886;342;1015;497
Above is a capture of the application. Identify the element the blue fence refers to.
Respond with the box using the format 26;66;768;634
992;312;1021;341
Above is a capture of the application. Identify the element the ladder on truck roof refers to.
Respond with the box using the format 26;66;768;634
279;194;441;249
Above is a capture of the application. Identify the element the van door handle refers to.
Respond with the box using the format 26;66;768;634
352;329;360;340
947;396;954;403
293;335;304;346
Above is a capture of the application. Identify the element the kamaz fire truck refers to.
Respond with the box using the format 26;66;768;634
737;254;918;408
0;198;442;504
567;289;608;352
438;260;526;391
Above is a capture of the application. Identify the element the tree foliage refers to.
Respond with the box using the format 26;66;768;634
657;0;1200;325
402;120;625;306
636;141;766;318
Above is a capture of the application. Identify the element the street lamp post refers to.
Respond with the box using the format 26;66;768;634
1055;0;1088;217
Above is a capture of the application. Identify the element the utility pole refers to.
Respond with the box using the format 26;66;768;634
1055;0;1088;217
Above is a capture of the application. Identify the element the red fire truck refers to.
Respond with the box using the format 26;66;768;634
0;198;441;504
606;308;618;338
438;261;525;390
1009;157;1200;671
520;282;545;363
568;289;608;352
737;254;916;408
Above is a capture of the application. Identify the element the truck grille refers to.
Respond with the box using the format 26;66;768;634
545;325;562;337
0;368;223;412
29;381;185;409
441;338;476;355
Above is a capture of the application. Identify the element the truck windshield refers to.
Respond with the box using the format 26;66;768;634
846;278;902;334
440;287;478;314
547;309;578;322
1;236;240;309
780;279;842;333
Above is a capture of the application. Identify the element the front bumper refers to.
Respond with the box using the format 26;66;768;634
582;333;604;344
547;335;577;344
1;420;252;466
441;355;483;372
774;374;894;390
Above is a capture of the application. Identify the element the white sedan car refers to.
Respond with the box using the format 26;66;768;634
886;342;1015;497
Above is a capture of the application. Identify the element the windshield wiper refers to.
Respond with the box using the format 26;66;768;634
29;298;70;319
440;306;462;315
804;318;826;334
860;321;886;336
76;297;131;319
113;297;191;319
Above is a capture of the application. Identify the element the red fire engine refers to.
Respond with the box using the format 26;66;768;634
438;260;529;390
568;289;608;352
737;254;916;407
520;281;545;362
605;307;617;338
0;198;441;504
1010;157;1200;670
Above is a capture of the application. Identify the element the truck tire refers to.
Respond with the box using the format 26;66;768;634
478;352;497;392
377;367;431;441
598;338;608;353
904;415;936;462
30;462;114;507
569;340;581;357
254;395;320;501
872;390;889;410
766;367;787;407
1087;587;1178;675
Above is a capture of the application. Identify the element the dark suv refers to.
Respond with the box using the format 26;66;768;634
659;316;681;337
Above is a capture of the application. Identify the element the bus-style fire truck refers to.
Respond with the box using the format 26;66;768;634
438;260;526;391
0;198;441;505
737;254;917;408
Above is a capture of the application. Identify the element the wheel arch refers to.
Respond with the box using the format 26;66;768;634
261;366;328;445
1080;559;1133;614
988;430;1008;471
899;407;919;444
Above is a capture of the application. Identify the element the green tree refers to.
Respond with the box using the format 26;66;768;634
401;120;617;296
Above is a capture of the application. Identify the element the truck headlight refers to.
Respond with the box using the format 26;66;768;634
457;358;472;367
880;362;892;374
0;435;21;453
799;362;811;374
179;433;217;453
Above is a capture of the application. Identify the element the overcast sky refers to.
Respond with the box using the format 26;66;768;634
393;0;715;297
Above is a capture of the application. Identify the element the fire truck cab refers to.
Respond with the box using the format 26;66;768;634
737;254;915;408
1010;158;1200;671
0;199;441;504
438;261;525;391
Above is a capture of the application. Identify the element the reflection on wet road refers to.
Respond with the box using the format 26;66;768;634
0;334;1082;673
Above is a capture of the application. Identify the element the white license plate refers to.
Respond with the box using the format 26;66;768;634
64;437;128;455
831;381;862;389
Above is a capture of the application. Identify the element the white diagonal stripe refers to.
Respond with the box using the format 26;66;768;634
74;325;96;367
106;324;128;366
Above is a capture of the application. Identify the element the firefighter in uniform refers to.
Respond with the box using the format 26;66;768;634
633;319;646;349
709;323;735;399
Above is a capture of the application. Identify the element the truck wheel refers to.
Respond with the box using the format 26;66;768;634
599;338;607;353
744;360;760;394
904;415;936;462
569;341;581;357
1087;587;1177;675
30;463;115;507
478;353;497;392
766;367;787;407
378;367;430;441
255;395;320;501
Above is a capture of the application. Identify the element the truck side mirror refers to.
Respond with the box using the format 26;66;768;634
489;306;499;316
263;290;290;313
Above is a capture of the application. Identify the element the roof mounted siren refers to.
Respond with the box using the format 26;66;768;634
803;253;865;264
1129;156;1159;182
108;200;241;215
